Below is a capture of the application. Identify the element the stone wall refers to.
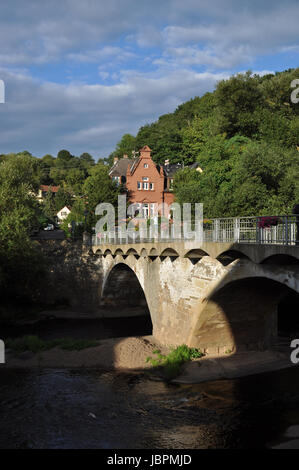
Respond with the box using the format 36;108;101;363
36;239;103;315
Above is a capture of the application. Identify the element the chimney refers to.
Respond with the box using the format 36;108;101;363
114;156;119;163
123;154;128;159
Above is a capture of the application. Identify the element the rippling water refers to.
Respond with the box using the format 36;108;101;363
0;366;299;449
1;317;299;449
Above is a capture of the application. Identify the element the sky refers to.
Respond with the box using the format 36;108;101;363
0;0;298;160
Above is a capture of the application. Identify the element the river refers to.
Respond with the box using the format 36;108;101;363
0;317;299;449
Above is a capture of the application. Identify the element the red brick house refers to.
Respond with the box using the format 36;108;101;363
110;146;183;218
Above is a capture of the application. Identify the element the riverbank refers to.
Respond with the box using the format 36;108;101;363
3;336;171;371
2;334;297;383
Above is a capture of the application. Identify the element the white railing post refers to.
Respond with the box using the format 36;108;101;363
213;219;219;242
234;218;240;242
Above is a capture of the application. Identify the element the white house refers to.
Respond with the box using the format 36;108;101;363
56;206;71;223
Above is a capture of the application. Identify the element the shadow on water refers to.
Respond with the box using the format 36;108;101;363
1;364;299;449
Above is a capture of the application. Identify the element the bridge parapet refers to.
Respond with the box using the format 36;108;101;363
92;215;298;248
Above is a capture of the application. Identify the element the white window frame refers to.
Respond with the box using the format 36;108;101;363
144;163;148;168
150;182;154;190
143;182;149;190
137;181;142;190
142;204;149;219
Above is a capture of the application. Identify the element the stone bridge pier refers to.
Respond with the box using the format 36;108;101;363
93;242;299;354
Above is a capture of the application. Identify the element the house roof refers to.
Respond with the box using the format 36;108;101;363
163;162;183;178
109;158;137;177
56;206;71;215
140;145;151;152
163;161;203;177
110;146;202;180
189;162;203;170
40;184;60;193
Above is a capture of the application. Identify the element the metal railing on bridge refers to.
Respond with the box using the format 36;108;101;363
92;215;298;246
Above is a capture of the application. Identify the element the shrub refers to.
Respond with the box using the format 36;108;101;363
258;216;280;228
146;344;204;379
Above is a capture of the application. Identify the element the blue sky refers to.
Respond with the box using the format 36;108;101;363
0;0;298;159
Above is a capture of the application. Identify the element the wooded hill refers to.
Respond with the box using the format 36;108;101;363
111;68;299;217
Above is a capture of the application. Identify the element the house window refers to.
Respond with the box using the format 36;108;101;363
169;178;174;190
112;176;120;186
150;183;154;190
144;163;148;168
142;204;149;218
142;177;149;190
137;181;142;190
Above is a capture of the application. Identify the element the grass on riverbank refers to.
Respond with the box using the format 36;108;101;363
146;344;204;379
6;335;99;353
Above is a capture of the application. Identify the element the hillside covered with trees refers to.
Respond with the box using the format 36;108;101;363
110;68;299;217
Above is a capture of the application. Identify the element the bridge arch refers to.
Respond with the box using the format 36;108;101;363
261;254;299;265
216;249;251;266
190;276;299;353
160;248;179;257
101;262;153;333
184;249;209;259
103;249;112;257
114;248;124;256
125;248;138;256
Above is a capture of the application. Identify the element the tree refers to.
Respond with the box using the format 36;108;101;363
79;152;95;168
56;149;75;169
114;134;136;158
57;149;73;162
180;116;205;164
64;168;85;195
0;154;45;313
55;188;74;212
83;163;120;211
82;163;121;231
215;71;264;138
42;190;57;220
173;168;202;205
42;154;55;166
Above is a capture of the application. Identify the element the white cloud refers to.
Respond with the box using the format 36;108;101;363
0;0;298;67
0;0;298;157
0;67;227;158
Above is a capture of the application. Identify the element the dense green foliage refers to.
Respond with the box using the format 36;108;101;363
0;149;121;236
146;344;204;379
0;150;120;317
111;68;299;216
0;154;46;315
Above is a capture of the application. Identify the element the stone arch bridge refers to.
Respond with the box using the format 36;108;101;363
91;241;299;354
